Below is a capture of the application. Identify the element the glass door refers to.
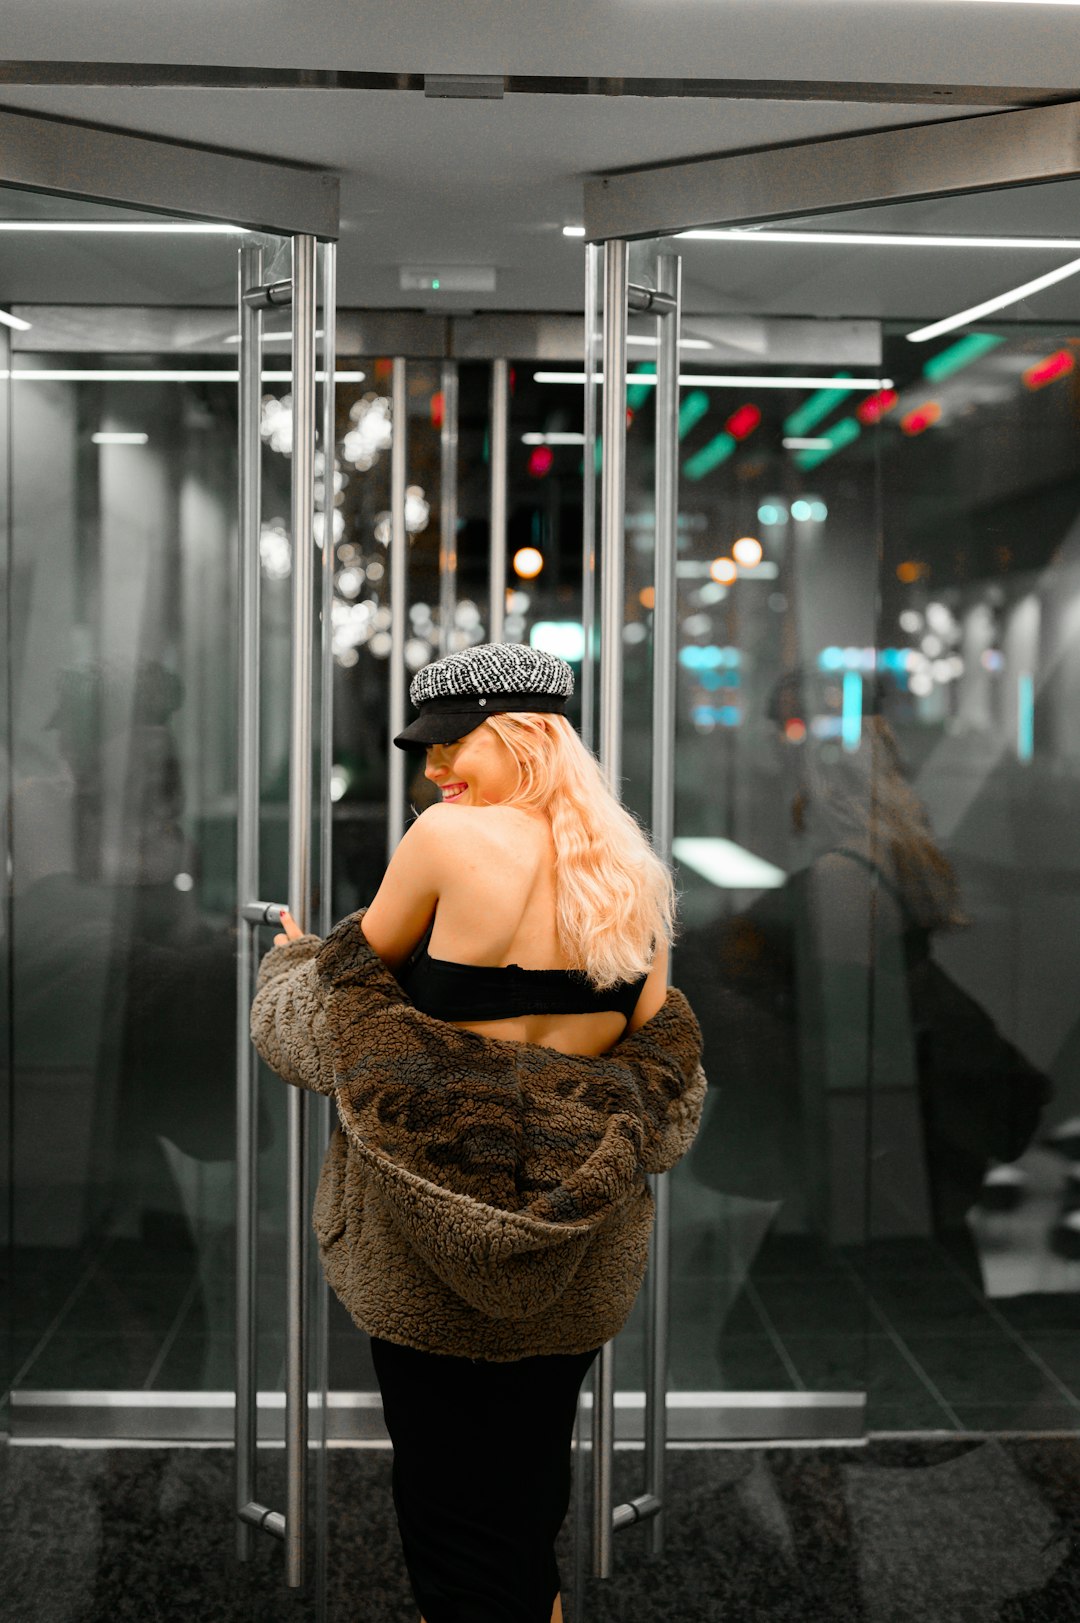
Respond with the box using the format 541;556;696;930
579;113;1080;1622
1;150;340;1608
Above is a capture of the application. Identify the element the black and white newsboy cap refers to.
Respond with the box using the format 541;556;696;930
393;642;574;750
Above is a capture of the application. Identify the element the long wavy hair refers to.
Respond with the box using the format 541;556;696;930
480;711;679;989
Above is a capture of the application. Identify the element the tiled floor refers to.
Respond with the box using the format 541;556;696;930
2;1438;1079;1622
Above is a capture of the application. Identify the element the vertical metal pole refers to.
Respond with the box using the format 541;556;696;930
313;239;337;1612
644;250;681;1559
285;230;317;1590
235;236;263;1565
489;357;508;644
388;357;408;859
581;243;600;752
318;242;337;937
593;236;628;1582
439;359;459;656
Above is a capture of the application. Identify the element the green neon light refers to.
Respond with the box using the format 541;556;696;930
782;373;852;437
793;416;861;471
683;432;736;481
922;331;1004;381
678;389;710;440
627;362;655;412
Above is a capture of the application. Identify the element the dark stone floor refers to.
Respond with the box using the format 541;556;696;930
2;1438;1079;1623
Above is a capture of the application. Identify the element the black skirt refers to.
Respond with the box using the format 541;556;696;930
370;1336;601;1623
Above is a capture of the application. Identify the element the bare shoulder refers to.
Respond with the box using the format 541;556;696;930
418;801;547;855
626;935;671;1034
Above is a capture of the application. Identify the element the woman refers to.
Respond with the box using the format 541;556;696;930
251;642;706;1623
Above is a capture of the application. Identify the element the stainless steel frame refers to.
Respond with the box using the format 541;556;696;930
9;1388;867;1444
488;358;509;645
0;106;338;238
580;243;600;752
583;101;1080;243
439;360;460;655
388;357;409;857
234;237;264;1565
284;232;319;1589
593;237;628;1580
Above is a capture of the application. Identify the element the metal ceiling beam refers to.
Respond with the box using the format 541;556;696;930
0;62;1075;108
0;106;338;238
584;101;1080;242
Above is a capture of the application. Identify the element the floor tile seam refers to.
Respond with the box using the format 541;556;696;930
741;1275;807;1393
8;1246;115;1392
862;1297;964;1429
142;1274;203;1390
942;1267;1080;1407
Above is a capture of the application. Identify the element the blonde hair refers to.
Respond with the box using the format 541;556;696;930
481;711;679;989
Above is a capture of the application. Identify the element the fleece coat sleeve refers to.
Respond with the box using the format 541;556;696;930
251;935;338;1096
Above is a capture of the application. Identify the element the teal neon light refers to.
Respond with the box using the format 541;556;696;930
1017;672;1034;762
627;362;655;412
922;332;1004;382
678;389;710;440
794;416;861;471
683;432;736;480
783;372;852;437
842;672;863;753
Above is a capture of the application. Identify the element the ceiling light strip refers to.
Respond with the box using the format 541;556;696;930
533;372;892;389
0;368;366;382
0;222;247;233
678;229;1080;250
0;308;32;331
907;256;1080;342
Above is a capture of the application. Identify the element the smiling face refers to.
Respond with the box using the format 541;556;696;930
423;720;522;807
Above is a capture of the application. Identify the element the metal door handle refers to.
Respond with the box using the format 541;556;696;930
234;233;320;1590
592;245;682;1578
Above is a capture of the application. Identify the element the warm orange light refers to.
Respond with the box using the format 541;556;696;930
710;557;738;585
513;546;544;579
639;585;656;609
783;718;807;744
732;536;763;568
897;560;927;584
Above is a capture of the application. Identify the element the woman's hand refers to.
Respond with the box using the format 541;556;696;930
273;908;307;947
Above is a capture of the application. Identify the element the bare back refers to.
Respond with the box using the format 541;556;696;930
424;804;667;1056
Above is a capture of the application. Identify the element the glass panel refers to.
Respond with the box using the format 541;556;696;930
1;188;292;1423
580;176;1080;1623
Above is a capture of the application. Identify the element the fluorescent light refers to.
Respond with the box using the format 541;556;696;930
562;225;586;237
678;228;1080;250
91;431;148;445
0;221;247;233
1;368;366;383
225;331;324;345
534;371;892;389
521;431;586;445
783;436;832;450
907;255;1080;342
672;836;786;890
0;308;31;332
626;335;713;350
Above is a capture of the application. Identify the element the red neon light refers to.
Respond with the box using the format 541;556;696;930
527;445;555;478
901;402;941;436
725;403;762;441
856;388;899;426
1023;349;1075;390
430;390;444;429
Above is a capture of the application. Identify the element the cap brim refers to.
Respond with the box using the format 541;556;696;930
392;711;488;751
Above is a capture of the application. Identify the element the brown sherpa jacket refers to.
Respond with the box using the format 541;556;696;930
250;906;706;1360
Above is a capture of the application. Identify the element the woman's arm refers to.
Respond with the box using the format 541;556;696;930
357;805;447;971
626;936;670;1033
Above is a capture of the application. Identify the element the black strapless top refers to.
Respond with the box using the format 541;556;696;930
397;919;649;1024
